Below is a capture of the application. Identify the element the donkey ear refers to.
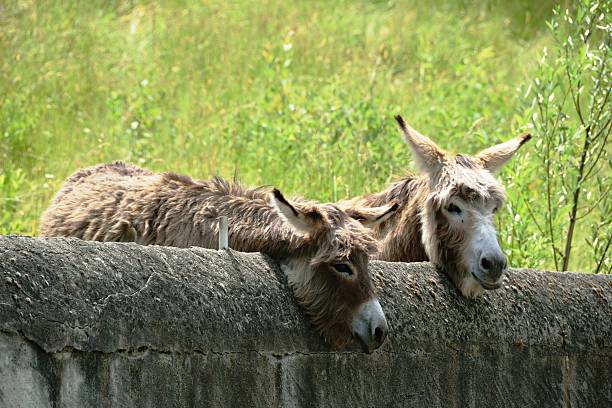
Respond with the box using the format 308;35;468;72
270;188;327;235
345;202;399;227
395;115;446;176
475;133;532;173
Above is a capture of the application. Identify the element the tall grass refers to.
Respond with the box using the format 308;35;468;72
5;0;606;272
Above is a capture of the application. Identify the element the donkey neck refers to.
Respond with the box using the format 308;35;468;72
349;174;430;262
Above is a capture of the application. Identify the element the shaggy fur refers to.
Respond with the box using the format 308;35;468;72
40;161;395;348
341;116;531;298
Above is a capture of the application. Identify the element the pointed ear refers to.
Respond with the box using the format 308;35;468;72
475;133;532;173
345;202;400;227
270;188;327;235
395;115;446;176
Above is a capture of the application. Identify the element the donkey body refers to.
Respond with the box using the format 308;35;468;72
41;161;397;351
341;116;531;298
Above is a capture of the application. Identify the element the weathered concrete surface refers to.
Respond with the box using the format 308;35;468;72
0;235;610;408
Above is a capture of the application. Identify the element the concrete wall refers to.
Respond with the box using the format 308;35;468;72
0;236;610;408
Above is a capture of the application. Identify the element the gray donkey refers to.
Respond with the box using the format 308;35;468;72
341;116;531;298
40;161;398;352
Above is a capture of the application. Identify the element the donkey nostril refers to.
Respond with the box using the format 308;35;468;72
481;257;492;270
374;327;386;344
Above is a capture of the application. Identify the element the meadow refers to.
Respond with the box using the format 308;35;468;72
1;0;609;272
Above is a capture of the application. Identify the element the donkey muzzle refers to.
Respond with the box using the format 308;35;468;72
352;298;389;353
474;251;507;288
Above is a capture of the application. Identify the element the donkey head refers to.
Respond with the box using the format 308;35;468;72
395;115;530;298
271;189;398;352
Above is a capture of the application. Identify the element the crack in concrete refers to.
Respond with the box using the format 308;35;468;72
1;328;373;358
96;272;160;307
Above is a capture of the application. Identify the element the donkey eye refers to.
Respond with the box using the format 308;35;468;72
332;263;353;275
447;203;462;214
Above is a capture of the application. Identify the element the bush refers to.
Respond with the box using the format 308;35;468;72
506;0;610;273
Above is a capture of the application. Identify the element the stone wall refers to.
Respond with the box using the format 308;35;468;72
0;236;610;407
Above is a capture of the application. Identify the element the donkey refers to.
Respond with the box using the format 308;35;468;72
40;161;398;352
340;116;531;298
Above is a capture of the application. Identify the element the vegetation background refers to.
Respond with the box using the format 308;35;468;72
1;0;609;273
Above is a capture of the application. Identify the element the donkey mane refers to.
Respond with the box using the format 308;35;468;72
358;174;422;207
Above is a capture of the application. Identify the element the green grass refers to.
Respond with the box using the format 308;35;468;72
2;0;571;267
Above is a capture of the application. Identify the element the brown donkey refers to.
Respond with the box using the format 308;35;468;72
341;116;531;298
40;161;398;352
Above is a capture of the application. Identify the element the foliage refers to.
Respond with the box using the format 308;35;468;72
506;0;610;273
